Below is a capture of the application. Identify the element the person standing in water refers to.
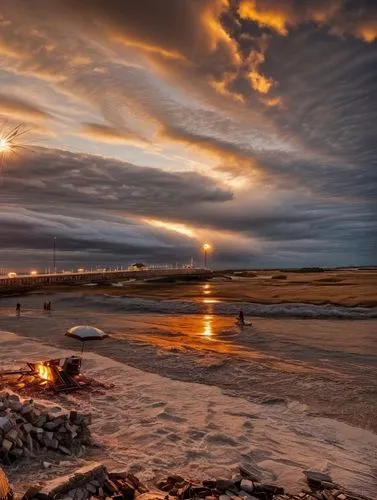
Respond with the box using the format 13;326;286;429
16;303;21;316
238;308;245;325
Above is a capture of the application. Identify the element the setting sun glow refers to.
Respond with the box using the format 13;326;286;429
145;219;197;238
0;137;9;152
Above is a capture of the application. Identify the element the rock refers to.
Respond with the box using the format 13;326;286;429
216;480;237;493
74;488;88;500
202;480;217;489
20;405;33;416
44;421;61;431
44;438;59;450
238;494;258;500
36;463;107;500
9;448;23;458
303;470;333;484
5;429;18;443
43;462;53;469
21;486;41;500
86;484;97;494
22;423;33;434
44;432;54;441
1;440;12;452
135;493;167;500
34;415;48;428
59;446;72;455
238;465;262;483
69;411;78;423
0;419;13;434
240;480;254;493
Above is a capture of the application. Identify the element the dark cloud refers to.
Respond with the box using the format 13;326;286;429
1;147;375;269
0;0;376;269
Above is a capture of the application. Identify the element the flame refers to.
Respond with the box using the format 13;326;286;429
37;363;53;381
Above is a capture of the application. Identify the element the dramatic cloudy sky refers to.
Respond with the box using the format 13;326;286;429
0;0;376;270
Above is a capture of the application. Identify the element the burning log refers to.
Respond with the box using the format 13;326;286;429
0;391;92;464
0;357;83;393
0;466;13;500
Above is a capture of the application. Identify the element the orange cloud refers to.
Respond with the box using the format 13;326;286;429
245;36;276;95
79;123;150;147
0;94;51;121
209;72;245;103
248;70;273;94
238;0;290;35
201;0;242;66
111;36;185;61
238;0;376;44
261;96;284;108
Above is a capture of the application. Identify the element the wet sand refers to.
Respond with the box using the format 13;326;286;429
2;329;377;497
43;268;377;307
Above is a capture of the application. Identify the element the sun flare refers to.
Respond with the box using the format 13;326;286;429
0;137;9;153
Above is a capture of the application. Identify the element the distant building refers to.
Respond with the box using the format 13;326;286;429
128;262;147;271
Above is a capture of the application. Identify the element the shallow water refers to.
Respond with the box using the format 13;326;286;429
1;290;376;433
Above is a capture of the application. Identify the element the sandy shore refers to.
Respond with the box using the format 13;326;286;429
40;268;377;307
1;330;377;497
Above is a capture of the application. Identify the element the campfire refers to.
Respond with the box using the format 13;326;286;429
0;356;84;392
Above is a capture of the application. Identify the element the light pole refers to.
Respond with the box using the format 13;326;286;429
203;243;211;268
53;237;56;273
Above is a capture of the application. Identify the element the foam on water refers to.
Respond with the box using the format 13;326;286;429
59;294;377;319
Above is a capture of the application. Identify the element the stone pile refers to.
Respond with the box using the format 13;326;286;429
22;463;151;500
5;462;373;500
0;392;91;464
156;465;373;500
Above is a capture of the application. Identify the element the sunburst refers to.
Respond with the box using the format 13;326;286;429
0;122;32;173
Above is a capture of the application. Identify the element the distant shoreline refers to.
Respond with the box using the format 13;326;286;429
1;268;376;308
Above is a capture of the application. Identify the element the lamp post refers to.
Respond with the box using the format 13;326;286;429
203;243;211;268
53;237;56;273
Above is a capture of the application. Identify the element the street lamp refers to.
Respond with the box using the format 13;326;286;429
53;237;56;273
202;243;211;268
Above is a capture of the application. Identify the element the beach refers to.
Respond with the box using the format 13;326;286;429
0;272;376;495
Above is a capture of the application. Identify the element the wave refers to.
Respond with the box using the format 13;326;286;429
58;294;377;319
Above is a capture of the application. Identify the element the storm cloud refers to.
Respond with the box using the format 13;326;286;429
0;0;376;270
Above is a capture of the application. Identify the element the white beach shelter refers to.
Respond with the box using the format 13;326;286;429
65;325;108;356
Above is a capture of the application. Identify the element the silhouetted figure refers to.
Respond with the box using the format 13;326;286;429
16;303;21;316
43;301;47;311
47;301;51;312
238;308;245;325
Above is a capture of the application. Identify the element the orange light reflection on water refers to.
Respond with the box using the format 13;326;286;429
202;314;213;337
202;298;219;304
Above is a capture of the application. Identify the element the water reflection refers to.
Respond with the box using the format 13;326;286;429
202;314;213;337
203;283;211;295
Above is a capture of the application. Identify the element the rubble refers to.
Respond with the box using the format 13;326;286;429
154;466;374;500
0;460;372;500
22;463;149;500
0;392;92;464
